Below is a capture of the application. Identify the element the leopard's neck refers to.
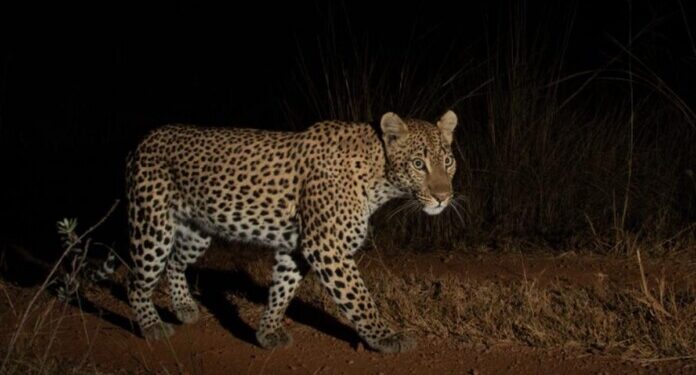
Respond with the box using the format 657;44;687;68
360;125;409;214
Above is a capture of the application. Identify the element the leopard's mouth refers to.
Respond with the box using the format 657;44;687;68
422;204;447;215
420;198;450;215
414;191;450;215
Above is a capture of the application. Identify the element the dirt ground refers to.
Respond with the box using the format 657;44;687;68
2;245;695;375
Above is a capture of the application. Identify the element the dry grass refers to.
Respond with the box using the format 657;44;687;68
0;203;120;375
368;273;696;361
1;316;105;375
3;228;695;374
228;251;696;363
285;2;696;254
0;280;108;375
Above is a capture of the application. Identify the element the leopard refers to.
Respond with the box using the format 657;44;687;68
125;110;458;353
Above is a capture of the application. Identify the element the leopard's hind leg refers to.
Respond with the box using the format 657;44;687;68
167;224;211;324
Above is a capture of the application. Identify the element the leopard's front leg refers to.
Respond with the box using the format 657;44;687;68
299;184;416;353
303;246;415;352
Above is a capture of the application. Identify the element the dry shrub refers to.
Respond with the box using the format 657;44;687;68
236;255;696;361
362;268;696;360
1;203;120;375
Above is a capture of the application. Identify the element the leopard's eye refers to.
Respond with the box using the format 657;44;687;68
444;156;454;167
412;158;426;171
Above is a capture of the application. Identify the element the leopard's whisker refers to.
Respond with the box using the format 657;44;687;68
386;200;415;221
449;200;468;228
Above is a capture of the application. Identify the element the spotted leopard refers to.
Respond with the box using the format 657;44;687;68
125;110;458;353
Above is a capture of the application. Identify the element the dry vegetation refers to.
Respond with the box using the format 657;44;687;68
2;219;696;374
226;250;696;363
284;2;696;254
370;268;696;361
1;203;121;375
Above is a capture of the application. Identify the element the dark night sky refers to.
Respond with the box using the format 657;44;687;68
1;0;695;257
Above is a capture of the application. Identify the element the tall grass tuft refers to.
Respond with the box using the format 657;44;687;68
285;2;696;253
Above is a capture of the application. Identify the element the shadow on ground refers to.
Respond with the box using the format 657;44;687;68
2;263;361;348
190;267;361;347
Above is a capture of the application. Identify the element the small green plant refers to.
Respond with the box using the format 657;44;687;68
52;218;84;301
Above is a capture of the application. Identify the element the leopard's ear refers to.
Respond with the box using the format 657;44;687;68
437;110;457;144
380;112;408;144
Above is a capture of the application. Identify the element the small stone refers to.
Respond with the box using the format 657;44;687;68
469;369;480;375
348;360;355;365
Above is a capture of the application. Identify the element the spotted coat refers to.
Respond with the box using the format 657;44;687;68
126;111;458;353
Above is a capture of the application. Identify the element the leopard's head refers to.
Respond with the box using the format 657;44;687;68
380;110;458;215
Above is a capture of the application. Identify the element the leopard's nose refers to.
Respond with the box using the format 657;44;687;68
432;192;451;204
